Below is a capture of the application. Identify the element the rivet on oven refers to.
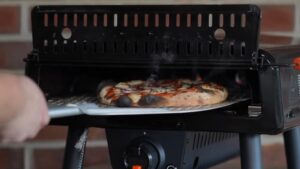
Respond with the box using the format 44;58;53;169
61;27;72;39
214;28;226;41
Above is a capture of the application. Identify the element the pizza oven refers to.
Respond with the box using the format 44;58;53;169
25;5;300;169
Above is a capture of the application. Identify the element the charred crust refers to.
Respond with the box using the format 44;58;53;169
115;95;133;107
197;86;215;94
138;95;165;106
96;80;116;94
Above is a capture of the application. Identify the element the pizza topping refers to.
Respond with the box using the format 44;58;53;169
100;86;113;99
181;79;194;84
197;85;215;94
116;82;130;89
128;93;142;103
138;95;165;106
115;95;133;107
128;80;144;86
150;87;173;94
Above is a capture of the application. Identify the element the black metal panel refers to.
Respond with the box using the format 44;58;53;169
31;5;260;66
106;129;239;169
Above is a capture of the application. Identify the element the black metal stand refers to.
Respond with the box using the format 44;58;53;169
239;134;263;169
284;127;300;169
62;126;89;169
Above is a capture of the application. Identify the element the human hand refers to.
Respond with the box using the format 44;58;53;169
0;75;49;143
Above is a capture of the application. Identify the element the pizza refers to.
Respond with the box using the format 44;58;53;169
97;79;228;107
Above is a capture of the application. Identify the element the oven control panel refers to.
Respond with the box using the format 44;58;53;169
106;128;239;169
124;141;160;169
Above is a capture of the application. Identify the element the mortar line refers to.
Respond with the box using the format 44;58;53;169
293;0;300;44
20;1;31;38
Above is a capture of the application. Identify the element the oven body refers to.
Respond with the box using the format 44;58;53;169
25;5;300;169
25;5;300;134
106;129;239;169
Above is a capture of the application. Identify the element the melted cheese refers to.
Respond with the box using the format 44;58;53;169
128;93;142;103
128;80;143;86
116;82;130;89
151;87;172;94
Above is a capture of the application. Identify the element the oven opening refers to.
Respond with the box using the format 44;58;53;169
40;65;261;117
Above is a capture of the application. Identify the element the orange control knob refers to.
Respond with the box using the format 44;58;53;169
132;165;142;169
293;57;300;70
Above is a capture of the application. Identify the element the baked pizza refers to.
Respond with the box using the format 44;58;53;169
97;79;228;107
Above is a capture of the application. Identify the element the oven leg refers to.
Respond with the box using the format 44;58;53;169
62;126;89;169
239;134;263;169
283;127;300;169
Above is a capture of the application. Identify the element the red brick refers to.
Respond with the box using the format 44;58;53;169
0;148;23;169
260;5;295;32
84;146;110;167
33;147;110;169
88;128;106;140
30;126;68;141
33;148;64;169
0;6;20;34
0;42;32;69
260;35;293;45
263;144;287;169
31;126;106;141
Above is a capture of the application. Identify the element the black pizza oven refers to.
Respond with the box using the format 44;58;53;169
25;5;300;169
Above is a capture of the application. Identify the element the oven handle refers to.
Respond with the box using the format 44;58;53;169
48;105;82;118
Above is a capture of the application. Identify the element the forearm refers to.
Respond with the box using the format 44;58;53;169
0;74;25;124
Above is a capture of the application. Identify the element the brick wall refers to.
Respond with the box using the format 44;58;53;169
0;0;298;169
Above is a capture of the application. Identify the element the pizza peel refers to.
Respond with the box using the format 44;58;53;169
48;96;250;118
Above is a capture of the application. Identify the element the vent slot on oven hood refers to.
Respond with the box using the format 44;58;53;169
29;5;261;67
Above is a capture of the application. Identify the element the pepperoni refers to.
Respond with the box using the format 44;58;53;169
105;87;115;99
